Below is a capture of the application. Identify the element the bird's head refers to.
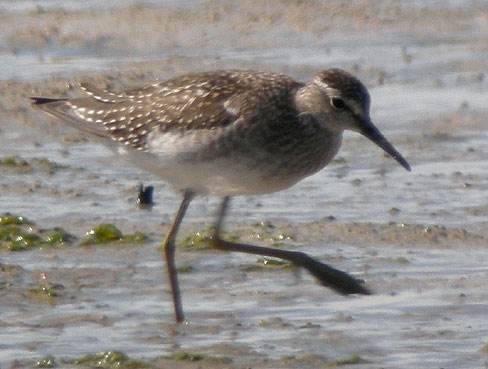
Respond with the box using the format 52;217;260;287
297;68;410;171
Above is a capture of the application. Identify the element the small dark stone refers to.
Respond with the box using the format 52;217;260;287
137;184;154;207
388;207;401;215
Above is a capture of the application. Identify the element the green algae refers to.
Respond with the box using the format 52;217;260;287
326;355;365;367
281;353;364;367
35;351;152;369
0;213;33;225
10;232;43;251
44;227;77;245
0;225;43;251
27;285;59;297
0;213;77;251
0;155;31;173
178;227;239;250
0;214;147;250
168;351;232;364
178;223;293;251
83;224;123;244
256;257;289;267
0;156;67;174
32;157;68;174
241;257;292;272
73;351;151;368
81;224;149;246
394;256;409;264
178;227;215;250
248;221;296;246
176;265;194;273
121;231;149;244
332;156;347;165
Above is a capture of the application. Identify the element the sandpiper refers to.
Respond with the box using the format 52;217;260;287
32;69;410;322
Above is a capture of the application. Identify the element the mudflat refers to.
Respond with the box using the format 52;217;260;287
0;1;487;368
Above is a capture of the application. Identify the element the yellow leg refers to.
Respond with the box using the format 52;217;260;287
162;191;194;323
211;197;371;295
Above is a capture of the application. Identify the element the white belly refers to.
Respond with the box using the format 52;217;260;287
116;127;342;196
119;146;301;196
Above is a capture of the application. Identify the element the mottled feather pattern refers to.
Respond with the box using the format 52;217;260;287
45;70;303;152
40;69;337;180
32;68;409;195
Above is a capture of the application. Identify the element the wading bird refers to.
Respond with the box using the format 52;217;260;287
32;69;410;322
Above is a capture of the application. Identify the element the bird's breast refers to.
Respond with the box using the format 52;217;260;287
121;124;343;196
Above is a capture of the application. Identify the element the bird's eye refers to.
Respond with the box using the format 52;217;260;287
330;98;346;110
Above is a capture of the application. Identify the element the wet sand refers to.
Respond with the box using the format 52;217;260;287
1;1;488;368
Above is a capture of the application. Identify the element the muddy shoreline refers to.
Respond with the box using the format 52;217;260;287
1;1;488;368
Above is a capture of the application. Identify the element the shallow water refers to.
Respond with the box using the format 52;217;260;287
1;1;488;368
1;240;487;368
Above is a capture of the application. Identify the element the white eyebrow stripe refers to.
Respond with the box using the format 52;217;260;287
313;77;341;97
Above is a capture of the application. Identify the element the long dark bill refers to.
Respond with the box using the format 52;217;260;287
360;121;411;172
